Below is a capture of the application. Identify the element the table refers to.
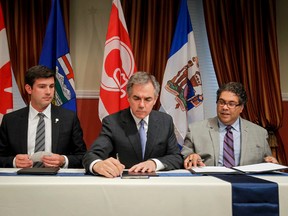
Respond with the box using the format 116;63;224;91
0;169;287;216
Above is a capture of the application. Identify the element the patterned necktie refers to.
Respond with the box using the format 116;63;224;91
139;120;147;159
223;125;235;168
34;113;45;167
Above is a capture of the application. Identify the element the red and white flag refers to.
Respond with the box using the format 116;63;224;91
0;3;25;124
99;0;137;121
0;3;13;123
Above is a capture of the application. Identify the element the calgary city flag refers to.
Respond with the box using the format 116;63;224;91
99;0;137;121
160;0;204;146
39;0;76;112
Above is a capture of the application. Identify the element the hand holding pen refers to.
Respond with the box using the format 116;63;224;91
184;153;205;169
92;156;125;178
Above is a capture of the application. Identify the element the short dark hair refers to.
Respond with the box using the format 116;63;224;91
25;65;55;87
216;82;247;105
126;71;160;97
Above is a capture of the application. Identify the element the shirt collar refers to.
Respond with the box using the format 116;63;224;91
130;109;149;125
29;103;51;120
218;117;240;132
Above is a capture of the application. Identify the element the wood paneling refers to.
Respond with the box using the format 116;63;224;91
77;99;101;149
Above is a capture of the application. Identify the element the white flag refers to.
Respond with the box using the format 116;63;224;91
160;0;204;146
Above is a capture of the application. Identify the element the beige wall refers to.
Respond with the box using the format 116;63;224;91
70;0;288;100
70;0;111;98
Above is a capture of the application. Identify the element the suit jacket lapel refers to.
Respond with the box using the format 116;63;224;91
144;111;159;159
18;108;29;153
51;106;60;152
239;118;248;165
208;117;220;165
121;109;142;161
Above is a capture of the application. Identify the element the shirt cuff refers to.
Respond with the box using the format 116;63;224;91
13;157;16;168
151;159;165;171
62;155;69;168
89;159;102;174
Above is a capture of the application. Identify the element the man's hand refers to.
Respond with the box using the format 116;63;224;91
184;153;205;169
92;157;125;178
264;156;279;164
42;154;65;167
15;154;33;168
128;160;156;173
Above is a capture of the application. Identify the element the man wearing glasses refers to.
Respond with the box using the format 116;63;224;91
182;82;278;168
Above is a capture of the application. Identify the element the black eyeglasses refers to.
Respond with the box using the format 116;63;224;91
217;99;241;109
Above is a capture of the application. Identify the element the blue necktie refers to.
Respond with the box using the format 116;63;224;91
223;125;235;168
139;120;147;159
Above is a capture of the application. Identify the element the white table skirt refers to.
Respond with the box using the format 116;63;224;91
0;169;287;216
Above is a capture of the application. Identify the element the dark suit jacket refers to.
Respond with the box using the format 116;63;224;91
83;108;183;173
0;105;87;168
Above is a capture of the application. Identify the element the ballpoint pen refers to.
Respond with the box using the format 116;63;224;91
188;158;204;162
116;153;123;177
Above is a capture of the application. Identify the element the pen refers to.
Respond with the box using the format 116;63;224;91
188;158;204;162
116;153;122;177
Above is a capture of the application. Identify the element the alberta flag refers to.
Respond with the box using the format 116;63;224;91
39;0;76;112
160;0;204;146
98;0;137;121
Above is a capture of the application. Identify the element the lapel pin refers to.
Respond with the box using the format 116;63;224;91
55;118;59;123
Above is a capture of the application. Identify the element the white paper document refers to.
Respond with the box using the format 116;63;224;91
190;166;238;174
30;151;52;162
157;169;192;174
190;163;288;174
58;169;86;174
232;162;288;173
0;168;20;173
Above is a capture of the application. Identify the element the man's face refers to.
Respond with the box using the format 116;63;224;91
128;82;157;119
25;77;55;112
217;91;244;125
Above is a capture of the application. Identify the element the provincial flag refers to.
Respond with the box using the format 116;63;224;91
0;2;12;123
160;0;204;146
39;0;77;112
99;0;137;121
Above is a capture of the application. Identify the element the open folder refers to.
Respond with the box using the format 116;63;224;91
231;162;288;173
190;163;288;174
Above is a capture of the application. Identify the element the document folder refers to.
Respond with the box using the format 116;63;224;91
17;167;60;175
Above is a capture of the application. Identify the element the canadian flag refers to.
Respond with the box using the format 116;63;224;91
98;0;137;121
0;3;13;123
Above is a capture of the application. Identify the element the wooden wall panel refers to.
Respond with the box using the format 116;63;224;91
77;99;101;149
278;101;288;162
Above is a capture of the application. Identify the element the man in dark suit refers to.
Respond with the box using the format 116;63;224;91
0;65;86;168
83;71;183;178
